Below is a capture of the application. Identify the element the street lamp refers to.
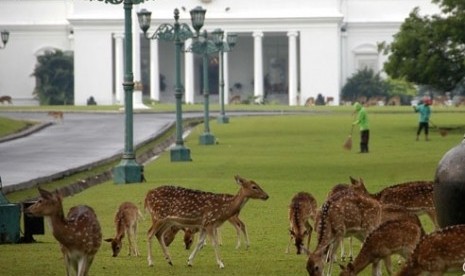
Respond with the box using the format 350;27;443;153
211;29;237;124
0;30;10;49
137;7;206;160
189;30;219;145
90;0;146;184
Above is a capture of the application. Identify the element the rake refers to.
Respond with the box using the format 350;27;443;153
430;120;448;137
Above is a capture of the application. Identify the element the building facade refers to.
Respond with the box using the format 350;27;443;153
0;0;439;106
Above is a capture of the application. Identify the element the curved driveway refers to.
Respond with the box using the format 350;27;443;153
0;111;179;193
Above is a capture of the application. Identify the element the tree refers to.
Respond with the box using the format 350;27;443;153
341;68;389;102
381;3;465;93
32;50;74;105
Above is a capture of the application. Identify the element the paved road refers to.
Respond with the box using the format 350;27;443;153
0;111;180;193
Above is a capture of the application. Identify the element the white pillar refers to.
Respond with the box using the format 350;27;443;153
223;51;230;105
114;33;124;104
288;31;298;106
185;38;195;104
150;39;160;101
253;31;264;103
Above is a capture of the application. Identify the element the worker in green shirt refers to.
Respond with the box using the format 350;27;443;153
353;102;370;153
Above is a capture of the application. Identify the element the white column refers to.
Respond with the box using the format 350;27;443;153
185;38;195;104
150;39;160;101
253;31;264;103
114;33;124;104
223;51;230;105
287;31;298;106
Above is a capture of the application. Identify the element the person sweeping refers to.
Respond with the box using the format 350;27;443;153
413;97;432;141
352;102;370;153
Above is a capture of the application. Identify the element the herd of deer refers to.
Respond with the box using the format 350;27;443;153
293;177;465;276
23;175;465;276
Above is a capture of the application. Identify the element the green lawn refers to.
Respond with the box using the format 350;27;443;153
1;107;464;275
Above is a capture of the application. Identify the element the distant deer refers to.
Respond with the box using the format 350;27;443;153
397;224;465;275
25;188;102;276
0;95;12;104
104;201;143;257
144;175;269;268
349;177;437;228
339;212;425;276
286;191;318;254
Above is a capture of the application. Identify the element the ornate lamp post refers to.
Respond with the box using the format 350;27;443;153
0;30;10;49
189;30;219;145
90;0;146;183
211;29;237;124
137;7;206;160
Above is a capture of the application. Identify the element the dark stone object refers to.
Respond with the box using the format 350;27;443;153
434;137;465;228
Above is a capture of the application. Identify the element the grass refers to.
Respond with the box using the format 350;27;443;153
1;106;465;275
0;116;36;138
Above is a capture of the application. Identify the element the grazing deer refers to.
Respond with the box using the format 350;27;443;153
25;188;102;276
349;177;438;228
104;201;143;257
286;191;318;254
339;214;424;276
306;189;382;276
0;95;12;104
144;175;269;268
397;224;465;275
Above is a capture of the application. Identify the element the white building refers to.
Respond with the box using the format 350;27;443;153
0;0;439;106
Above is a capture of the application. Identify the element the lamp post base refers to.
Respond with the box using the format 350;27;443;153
170;145;192;162
199;133;216;145
113;159;144;184
217;115;229;124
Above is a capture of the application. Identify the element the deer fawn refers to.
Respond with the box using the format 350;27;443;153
350;177;438;228
397;224;465;275
166;213;250;250
104;201;143;257
25;188;102;276
339;215;424;276
144;175;269;268
287;191;318;254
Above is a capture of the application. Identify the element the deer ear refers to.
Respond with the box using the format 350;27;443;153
349;176;357;184
104;238;114;243
234;175;244;185
38;187;52;199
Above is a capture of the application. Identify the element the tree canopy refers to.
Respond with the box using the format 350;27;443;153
381;0;465;94
341;68;389;102
32;50;74;105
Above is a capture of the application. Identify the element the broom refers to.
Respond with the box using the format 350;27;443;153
343;125;354;150
430;120;448;137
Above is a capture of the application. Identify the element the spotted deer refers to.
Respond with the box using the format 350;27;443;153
25;188;102;276
286;191;318;255
104;201;143;257
339;213;425;276
144;175;269;268
306;189;382;276
397;224;465;275
349;177;438;228
326;183;354;262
